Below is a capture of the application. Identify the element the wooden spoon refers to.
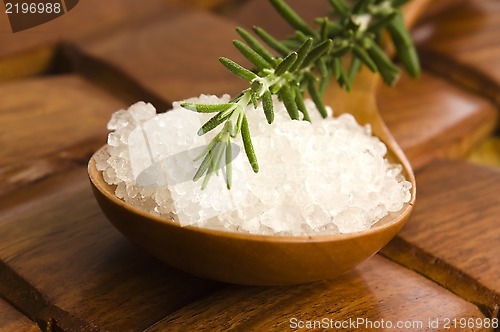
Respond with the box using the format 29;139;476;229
88;1;428;285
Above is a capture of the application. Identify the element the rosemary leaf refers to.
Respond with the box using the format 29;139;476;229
194;139;217;161
225;141;232;189
219;57;258;81
228;118;237;138
251;79;264;95
316;58;329;78
253;26;292;56
181;102;235;113
315;18;343;36
301;39;333;68
193;152;212;182
241;115;259;173
279;84;300;120
233;40;273;70
387;12;420;77
212;141;226;176
352;44;377;72
295;89;311;122
332;57;342;80
352;0;370;14
330;39;351;57
319;76;329;95
236;27;277;66
236;110;244;133
327;0;349;17
307;78;328;118
391;0;411;7
338;64;351;91
269;82;283;94
347;56;362;84
281;38;302;50
293;30;309;43
269;0;316;36
262;90;274;124
319;17;329;41
367;12;397;32
275;52;298;75
198;112;231;136
289;38;313;72
201;168;213;190
250;90;259;108
365;39;400;85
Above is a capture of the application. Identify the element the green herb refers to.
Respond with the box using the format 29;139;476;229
181;0;419;189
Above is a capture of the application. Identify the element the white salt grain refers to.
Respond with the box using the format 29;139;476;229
95;96;412;235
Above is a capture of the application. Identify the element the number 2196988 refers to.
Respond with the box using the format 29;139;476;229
5;2;61;14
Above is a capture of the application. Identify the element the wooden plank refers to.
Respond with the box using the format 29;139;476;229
0;0;184;80
414;0;500;106
382;159;500;315
69;10;248;107
152;255;486;331
0;168;220;331
377;71;498;170
0;299;39;332
0;75;125;196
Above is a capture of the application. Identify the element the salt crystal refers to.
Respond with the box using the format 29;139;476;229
99;95;412;235
334;208;371;233
107;110;129;130
107;132;120;147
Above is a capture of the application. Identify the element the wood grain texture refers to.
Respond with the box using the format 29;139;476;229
377;71;498;170
0;168;220;331
0;299;39;332
414;0;500;106
0;75;125;196
149;255;486;331
0;0;183;80
69;10;248;108
382;159;500;315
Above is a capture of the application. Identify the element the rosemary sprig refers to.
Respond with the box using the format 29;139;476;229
182;0;420;189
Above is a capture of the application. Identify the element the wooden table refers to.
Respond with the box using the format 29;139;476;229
0;1;499;331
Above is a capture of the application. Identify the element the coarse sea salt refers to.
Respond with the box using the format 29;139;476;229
96;95;412;236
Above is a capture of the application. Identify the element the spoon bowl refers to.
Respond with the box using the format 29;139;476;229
88;68;415;286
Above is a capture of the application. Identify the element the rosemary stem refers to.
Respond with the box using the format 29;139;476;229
183;0;418;189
